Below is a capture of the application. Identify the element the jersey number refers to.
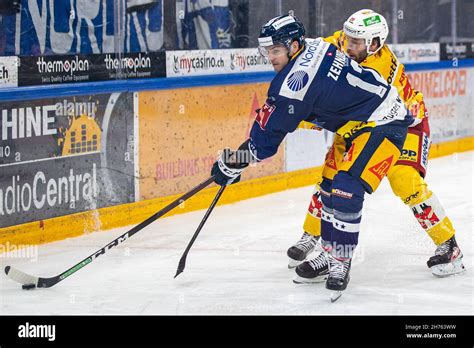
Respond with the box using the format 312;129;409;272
346;60;387;98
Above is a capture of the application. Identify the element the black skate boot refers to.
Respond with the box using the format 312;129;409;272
287;232;320;268
427;236;465;277
326;255;351;302
293;252;329;284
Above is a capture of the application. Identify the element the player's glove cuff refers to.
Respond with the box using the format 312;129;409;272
212;148;247;186
211;138;260;186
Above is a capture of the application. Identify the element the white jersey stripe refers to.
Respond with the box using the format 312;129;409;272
367;86;408;125
332;217;360;233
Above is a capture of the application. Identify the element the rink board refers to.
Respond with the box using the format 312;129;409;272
0;65;473;250
137;83;284;200
0;93;136;230
0;136;471;250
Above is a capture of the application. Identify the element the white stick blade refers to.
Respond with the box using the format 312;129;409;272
5;266;39;286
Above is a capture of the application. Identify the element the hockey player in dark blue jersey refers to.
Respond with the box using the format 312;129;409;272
210;14;413;301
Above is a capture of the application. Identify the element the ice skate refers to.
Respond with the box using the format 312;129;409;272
326;255;351;302
287;232;320;268
427;236;465;277
293;252;329;284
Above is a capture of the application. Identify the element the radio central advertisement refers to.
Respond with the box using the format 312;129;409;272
0;93;136;228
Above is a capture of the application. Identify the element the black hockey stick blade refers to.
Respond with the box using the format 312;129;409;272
4;176;215;289
174;185;226;278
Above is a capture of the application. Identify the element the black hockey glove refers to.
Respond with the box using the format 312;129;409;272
0;0;20;15
211;140;256;186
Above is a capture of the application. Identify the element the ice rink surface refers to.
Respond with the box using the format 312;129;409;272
1;152;472;315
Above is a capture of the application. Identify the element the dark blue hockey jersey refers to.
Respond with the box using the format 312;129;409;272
248;38;413;160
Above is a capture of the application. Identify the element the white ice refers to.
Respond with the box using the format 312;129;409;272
1;151;473;315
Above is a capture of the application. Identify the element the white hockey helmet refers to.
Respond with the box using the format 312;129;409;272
342;9;388;55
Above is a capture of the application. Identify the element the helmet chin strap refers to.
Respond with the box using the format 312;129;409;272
288;42;305;61
365;38;372;55
365;37;382;56
285;40;295;60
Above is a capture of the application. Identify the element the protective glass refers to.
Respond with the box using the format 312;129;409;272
258;43;288;58
340;31;368;57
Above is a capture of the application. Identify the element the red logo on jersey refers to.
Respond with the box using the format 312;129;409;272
399;70;414;100
308;191;322;218
343;143;355;162
255;103;276;130
403;80;414;101
325;146;337;170
368;155;394;180
412;204;440;229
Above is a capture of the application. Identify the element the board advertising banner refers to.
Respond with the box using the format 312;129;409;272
0;93;136;228
440;42;474;60
166;48;274;77
0;56;18;88
406;67;474;144
18;52;165;86
138;82;284;199
389;43;440;64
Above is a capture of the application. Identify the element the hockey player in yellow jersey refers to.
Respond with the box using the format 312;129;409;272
287;9;465;281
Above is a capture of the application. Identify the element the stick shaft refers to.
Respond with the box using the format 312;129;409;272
6;176;215;288
175;185;226;277
56;177;216;282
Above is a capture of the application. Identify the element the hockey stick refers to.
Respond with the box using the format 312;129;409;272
174;185;226;278
4;176;215;289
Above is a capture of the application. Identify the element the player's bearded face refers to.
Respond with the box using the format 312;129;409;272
258;44;290;72
341;34;368;63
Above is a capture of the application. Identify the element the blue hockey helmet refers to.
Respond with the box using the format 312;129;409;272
258;14;306;57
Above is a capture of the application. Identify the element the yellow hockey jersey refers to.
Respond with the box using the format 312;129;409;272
298;31;426;135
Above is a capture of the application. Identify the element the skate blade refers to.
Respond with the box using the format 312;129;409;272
330;291;342;303
293;274;328;284
431;258;466;278
288;258;303;269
